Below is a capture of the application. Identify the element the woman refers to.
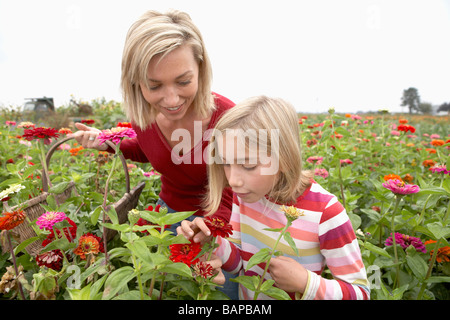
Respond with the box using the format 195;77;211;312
70;10;234;228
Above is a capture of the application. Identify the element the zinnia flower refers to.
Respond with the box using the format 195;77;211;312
340;159;353;165
431;139;445;146
280;205;305;221
382;179;420;195
192;261;214;279
36;211;67;230
0;210;26;230
97;127;137;145
314;168;329;179
81;119;95;125
429;165;449;175
0;183;25;200
398;124;416;133
117;122;132;128
425;240;450;263
204;216;233;238
385;233;426;253
22;127;60;141
58;128;73;135
306;156;323;165
18;121;35;129
169;240;202;266
42;217;77;244
422;159;436;167
383;174;402;182
73;233;103;260
36;249;64;271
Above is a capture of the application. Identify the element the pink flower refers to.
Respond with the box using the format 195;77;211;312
430;134;440;139
307;156;323;165
385;233;426;253
340;159;353;165
382;179;420;195
5;121;16;126
314;168;329;178
97;127;137;145
36;211;67;230
429;165;449;175
391;130;400;136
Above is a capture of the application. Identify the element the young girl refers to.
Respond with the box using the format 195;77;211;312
178;96;370;300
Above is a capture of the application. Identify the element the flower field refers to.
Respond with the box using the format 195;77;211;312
0;99;449;300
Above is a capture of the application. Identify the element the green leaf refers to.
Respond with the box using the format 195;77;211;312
172;280;200;299
283;232;299;256
105;206;118;225
263;227;284;233
160;210;195;226
363;241;392;258
14;236;41;255
102;266;135;300
245;248;271;271
48;181;71;194
264;285;292;300
406;254;428;280
90;206;103;226
159;262;193;278
425;276;450;283
101;222;131;233
230;275;258;291
426;222;450;240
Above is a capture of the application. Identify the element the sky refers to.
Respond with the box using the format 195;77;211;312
0;0;449;114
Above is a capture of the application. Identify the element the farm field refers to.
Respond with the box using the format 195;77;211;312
0;99;449;300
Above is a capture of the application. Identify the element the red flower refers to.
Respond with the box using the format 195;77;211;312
398;124;416;133
204;216;233;238
36;249;64;271
169;240;202;266
22;127;60;141
81;119;95;125
42;217;78;246
192;261;214;279
117;122;132;128
0;210;26;230
73;233;104;260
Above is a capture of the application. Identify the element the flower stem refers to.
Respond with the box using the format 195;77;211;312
6;231;26;300
391;195;402;289
253;223;289;300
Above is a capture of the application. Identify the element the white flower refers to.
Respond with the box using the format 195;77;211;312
0;183;25;199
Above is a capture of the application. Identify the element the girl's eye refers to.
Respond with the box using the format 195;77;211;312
243;165;257;171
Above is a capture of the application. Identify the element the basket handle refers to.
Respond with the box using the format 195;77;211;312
41;136;131;194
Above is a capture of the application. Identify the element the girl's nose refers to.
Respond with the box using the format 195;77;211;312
227;166;244;188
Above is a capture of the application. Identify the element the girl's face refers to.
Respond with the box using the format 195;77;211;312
140;44;199;121
217;134;278;203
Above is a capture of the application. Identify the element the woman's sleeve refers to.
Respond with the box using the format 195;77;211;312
299;197;371;300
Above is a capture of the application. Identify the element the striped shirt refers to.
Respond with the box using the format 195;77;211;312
214;181;370;300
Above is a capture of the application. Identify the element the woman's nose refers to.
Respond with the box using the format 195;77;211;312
162;86;179;106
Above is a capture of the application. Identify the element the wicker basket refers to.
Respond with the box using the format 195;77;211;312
9;136;146;256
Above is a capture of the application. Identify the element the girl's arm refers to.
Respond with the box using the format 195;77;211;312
302;198;370;300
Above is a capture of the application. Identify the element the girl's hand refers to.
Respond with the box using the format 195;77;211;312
177;217;212;244
67;122;108;151
268;256;308;293
200;254;225;285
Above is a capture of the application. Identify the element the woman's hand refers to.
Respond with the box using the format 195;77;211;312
67;122;108;151
268;256;308;293
177;217;212;244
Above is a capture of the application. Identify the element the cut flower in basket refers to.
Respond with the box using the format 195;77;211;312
97;126;137;145
0;209;26;231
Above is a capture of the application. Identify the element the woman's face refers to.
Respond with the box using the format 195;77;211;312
140;44;199;121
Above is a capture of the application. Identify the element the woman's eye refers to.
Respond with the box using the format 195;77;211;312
149;85;161;91
243;165;257;171
178;80;191;86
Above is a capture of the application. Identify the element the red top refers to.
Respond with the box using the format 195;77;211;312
119;93;235;222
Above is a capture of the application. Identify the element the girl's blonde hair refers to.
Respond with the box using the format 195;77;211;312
205;96;313;215
121;9;214;129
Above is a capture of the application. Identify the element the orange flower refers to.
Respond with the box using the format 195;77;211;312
403;174;414;183
399;119;408;124
422;159;436;167
69;146;84;156
345;113;352;118
58;128;73;135
0;210;26;230
425;240;450;263
73;234;101;260
383;174;402;182
431;139;445;146
425;148;436;154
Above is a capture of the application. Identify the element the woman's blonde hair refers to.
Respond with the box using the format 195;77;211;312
121;9;214;129
205;96;313;215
